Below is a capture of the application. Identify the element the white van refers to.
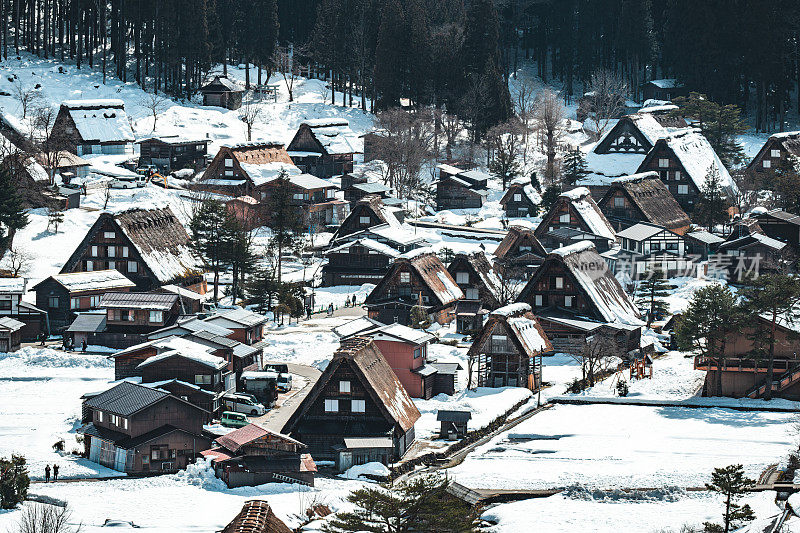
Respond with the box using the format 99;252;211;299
223;393;266;416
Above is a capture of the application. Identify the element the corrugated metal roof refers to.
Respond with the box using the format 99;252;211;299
342;437;394;449
83;381;169;417
100;291;178;310
437;410;472;422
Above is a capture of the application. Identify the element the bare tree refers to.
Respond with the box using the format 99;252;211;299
13;83;39;119
570;333;620;388
435;109;464;161
372;108;434;201
582;69;628;138
103;183;113;209
495;267;527;306
486;120;524;189
139;91;170;132
532;88;565;184
1;244;34;276
512;77;538;164
273;45;305;103
30;104;67;185
238;100;262;142
14;502;82;533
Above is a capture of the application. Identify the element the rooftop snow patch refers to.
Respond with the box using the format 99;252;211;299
238;161;301;187
491;302;532;317
611;171;660;184
66;101;135;143
304;118;350;128
48;270;136;292
62;99;125;109
550;240;596;257
137;348;227;371
560;187;593;200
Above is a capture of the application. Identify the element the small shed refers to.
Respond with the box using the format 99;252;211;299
201;76;244;110
334;437;395;472
0;317;25;352
437;410;472;440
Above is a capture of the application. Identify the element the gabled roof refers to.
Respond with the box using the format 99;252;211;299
147;317;233;340
494;225;547;260
221;500;292;533
206;307;267;328
448;251;502;307
237;161;301;187
371;323;435;345
100;291;178;310
283;337;420;434
0;317;24;332
685;229;724;245
332;316;385;338
32;270;136;293
201;75;243;93
467;302;553;359
61;99;135;143
519;241;642;325
215;423;305;455
755;209;800;227
600;172;691;233
437;410;472;422
718;232;787;252
326;238;401;258
65;311;106;333
83;381;202;417
0;277;25;294
500;179;541;207
617;222;673;241
536;187;616;241
137;348;228;371
290;119;359;156
366;251;463;308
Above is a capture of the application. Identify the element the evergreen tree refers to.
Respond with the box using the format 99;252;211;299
264;171;305;283
770;157;800;213
540;184;562;214
676;284;741;396
695;167;729;232
0;454;29;509
224;219;256;306
703;465;755;533
245;264;279;313
634;267;673;327
529;171;541;193
0;164;28;255
323;474;480;533
190;199;234;304
561;148;588;187
46;206;64;234
739;274;800;400
670;93;748;168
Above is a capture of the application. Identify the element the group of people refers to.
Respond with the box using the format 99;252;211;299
44;464;59;482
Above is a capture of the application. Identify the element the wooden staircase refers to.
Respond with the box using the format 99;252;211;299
746;364;800;399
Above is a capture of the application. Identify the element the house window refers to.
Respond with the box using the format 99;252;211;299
456;272;469;284
97;411;103;422
49;296;59;308
677;184;689;195
771;149;780;158
466;288;479;299
535;294;543;306
224;170;234;177
194;374;211;385
149;310;163;323
324;399;339;412
107;246;116;258
519;245;531;253
326;189;334;199
293;193;304;200
399;272;411;283
513;193;522;202
613;197;624;208
142;455;149;465
90;295;101;307
490;335;508;353
122;246;129;258
674;170;681;181
128;261;138;273
151;449;160;460
414;347;421;359
666;242;679;251
121;417;128;429
339;380;351;393
565;295;574;307
91;245;98;256
559;213;570;223
555;277;564;289
352;399;366;413
70;297;80;310
763;159;771;169
651;242;661;251
359;216;370;224
86;260;94;271
224;158;233;168
104;231;116;239
659;158;669;168
108;261;115;270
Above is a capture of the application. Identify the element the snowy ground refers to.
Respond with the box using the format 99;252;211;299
448;403;796;491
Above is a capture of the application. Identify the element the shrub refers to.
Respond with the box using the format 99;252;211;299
0;454;30;509
616;380;629;397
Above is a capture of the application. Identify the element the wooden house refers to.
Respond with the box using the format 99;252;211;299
593;111;686;155
156;284;205;315
136;136;209;173
202;424;316;487
226;196;261;230
287;119;359;178
448;252;502;334
78;381;211;473
534;187;617;252
635;130;737;213
468;303;553;390
221;501;292;533
597;172;691;234
0;277;47;340
684;230;724;260
343;180;392;204
437;410;471;440
435;164;490;210
753;209;800;253
493;225;548;279
332;195;405;242
199;142;297;197
322;238;399;286
716;219;790;281
281;337;420;469
745;131;800;176
641;79;686;102
31;270;136;331
200;76;244;110
203;308;267;345
608;222;693;278
142;378;219;415
517;241;642;354
59;207;206;292
500;178;540;217
138;349;229;408
365;251;463;326
50;99;135;156
0;317;24;352
35;151;91;182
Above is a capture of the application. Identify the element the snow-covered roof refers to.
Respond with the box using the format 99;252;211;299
550;240;595;257
238;161;301;187
65;101;135;143
304;118;350;128
685;230;724;245
287;173;335;190
617;223;667;241
648;79;681;89
206;307;267;328
610;171;660;184
370;224;426;246
491;303;531;317
45;270;136;293
326;238;401;258
373;323;435;345
24;158;49;182
658;130;737;195
300;120;358;155
435;271;464;304
0;277;25;293
559;187;617;240
137;348;228;370
0;317;24;331
142;379;215;396
637;104;679;114
331;316;384;338
507;316;550;354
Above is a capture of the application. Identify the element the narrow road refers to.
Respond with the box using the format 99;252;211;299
256;362;322;433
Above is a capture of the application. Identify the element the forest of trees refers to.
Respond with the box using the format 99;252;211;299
1;0;799;132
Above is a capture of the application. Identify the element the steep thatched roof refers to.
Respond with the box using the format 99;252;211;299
221;500;292;533
600;172;691;234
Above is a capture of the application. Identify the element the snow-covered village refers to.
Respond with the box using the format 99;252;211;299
2;1;800;532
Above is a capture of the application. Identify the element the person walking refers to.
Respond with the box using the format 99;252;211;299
52;464;59;481
82;339;87;353
44;465;51;483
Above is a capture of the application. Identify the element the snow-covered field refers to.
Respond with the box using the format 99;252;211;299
449;403;796;491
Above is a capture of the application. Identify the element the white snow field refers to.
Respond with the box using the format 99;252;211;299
449;403;795;491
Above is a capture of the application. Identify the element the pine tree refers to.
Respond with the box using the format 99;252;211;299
0;164;28;255
245;264;279;313
634;267;673;327
190;199;234;304
540;184;562;214
0;454;29;509
561;148;588;187
264;171;305;283
695;167;729;232
703;465;755;533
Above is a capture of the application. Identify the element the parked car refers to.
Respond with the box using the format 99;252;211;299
264;364;292;393
109;175;146;189
240;371;279;407
220;411;249;428
223;393;266;416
